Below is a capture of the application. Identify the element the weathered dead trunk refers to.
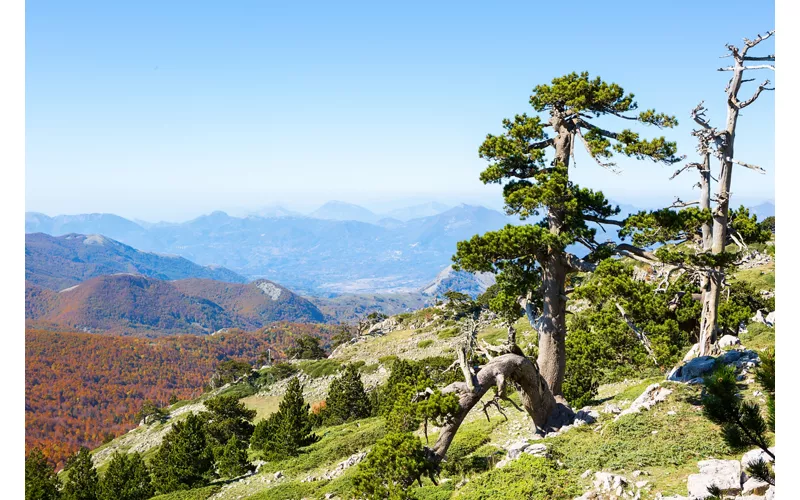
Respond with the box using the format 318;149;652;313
696;31;773;356
427;353;556;462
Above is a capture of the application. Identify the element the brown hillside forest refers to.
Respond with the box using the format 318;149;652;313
25;324;335;467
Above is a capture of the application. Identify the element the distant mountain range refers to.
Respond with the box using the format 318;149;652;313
26;204;515;294
26;233;246;290
25;274;325;335
420;265;496;298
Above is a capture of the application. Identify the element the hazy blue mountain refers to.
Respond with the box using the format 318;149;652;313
420;265;496;299
384;202;451;221
249;205;304;218
27;202;657;295
25;232;247;290
308;201;381;224
748;201;775;221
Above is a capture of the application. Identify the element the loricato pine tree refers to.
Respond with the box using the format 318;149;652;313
62;447;99;500
216;436;253;479
353;432;436;500
98;451;154;500
453;71;681;398
324;363;372;425
150;412;215;494
25;449;61;500
250;377;318;459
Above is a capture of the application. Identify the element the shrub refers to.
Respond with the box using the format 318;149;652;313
454;455;580;499
352;433;435;499
417;339;434;349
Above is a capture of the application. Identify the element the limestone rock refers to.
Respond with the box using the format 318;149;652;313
616;383;672;420
718;335;741;348
668;356;716;382
687;459;742;498
683;343;700;362
741;448;774;469
765;311;775;327
742;477;770;495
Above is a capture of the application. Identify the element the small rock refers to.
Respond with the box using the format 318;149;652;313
581;469;593;479
667;411;676;416
718;335;741;348
616;384;672;420
602;403;622;415
273;470;284;480
635;480;649;489
765;311;775;327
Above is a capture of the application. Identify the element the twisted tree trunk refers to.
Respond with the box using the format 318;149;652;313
427;353;556;462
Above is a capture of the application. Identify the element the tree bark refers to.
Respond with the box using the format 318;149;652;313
427;353;556;462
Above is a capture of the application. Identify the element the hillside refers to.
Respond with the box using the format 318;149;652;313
86;290;776;499
25;323;336;468
26;232;246;290
25;274;326;335
172;278;326;325
420;265;496;298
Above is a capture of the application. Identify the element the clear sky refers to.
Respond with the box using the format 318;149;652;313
26;0;775;222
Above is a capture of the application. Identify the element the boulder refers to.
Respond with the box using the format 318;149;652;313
741;448;774;469
742;477;770;495
616;383;672;420
718;335;741;348
765;311;775;327
574;408;599;426
668;356;716;382
765;485;775;500
687;460;742;498
751;310;766;325
683;343;700;362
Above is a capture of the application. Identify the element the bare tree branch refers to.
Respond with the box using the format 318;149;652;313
727;157;766;173
734;80;773;109
615;302;660;367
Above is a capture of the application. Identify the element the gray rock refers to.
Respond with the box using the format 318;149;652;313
742;477;770;495
574;408;599;426
683;343;700;362
765;485;775;500
751;310;766;325
718;335;741;348
616;383;672;419
741;448;774;469
668;356;717;382
687;460;742;498
273;470;284;479
765;311;775;327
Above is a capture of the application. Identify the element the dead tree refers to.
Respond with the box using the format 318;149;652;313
687;31;774;356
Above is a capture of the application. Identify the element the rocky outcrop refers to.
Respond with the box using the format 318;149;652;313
687;459;742;498
668;348;760;383
616;384;672;420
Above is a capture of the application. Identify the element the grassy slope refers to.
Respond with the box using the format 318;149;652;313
92;261;776;499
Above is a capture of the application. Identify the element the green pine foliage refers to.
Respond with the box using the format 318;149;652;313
26;449;61;500
150;413;215;494
717;280;774;335
285;334;328;360
701;364;773;453
324;363;372;425
135;400;169;425
62;447;99;500
352;432;436;500
250;377;318;459
216;436;253;479
98;452;154;500
199;394;256;459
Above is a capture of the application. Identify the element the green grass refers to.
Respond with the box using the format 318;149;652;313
733;263;775;290
151;485;220;499
740;322;775;351
297;359;342;378
417;339;434;349
437;326;460;339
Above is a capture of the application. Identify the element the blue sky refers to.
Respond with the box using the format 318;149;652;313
26;1;775;221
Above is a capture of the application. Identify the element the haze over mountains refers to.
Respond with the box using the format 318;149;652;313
25;199;773;296
26;203;515;294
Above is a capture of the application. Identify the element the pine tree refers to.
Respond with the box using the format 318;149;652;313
98;452;153;500
25;449;61;500
325;363;372;425
250;377;318;459
200;394;256;459
452;71;680;399
352;432;435;500
285;335;327;360
216;436;253;479
62;447;99;500
150;413;215;494
701;360;775;486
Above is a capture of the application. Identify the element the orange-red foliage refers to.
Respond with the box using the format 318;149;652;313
26;323;334;467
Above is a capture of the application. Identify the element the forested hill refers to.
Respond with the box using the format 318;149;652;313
25;232;246;291
25;275;326;335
